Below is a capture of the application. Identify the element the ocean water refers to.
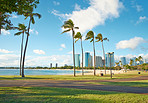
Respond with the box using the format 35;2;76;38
0;69;81;75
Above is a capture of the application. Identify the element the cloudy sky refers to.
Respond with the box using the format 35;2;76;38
0;0;148;67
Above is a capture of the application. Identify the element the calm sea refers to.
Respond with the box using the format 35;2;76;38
0;68;81;75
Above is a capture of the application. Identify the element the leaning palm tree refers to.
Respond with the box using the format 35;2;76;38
129;59;133;66
115;62;119;67
74;32;84;75
95;33;109;74
119;60;123;67
14;24;28;76
138;56;143;62
85;31;96;76
61;19;79;77
21;9;41;77
135;58;139;65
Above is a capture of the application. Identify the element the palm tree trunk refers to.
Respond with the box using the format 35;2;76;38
19;32;24;76
93;39;96;76
81;38;84;75
21;18;31;77
102;42;106;74
72;29;76;77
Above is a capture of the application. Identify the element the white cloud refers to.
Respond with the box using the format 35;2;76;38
75;4;81;11
53;1;60;6
59;48;63;51
1;29;10;35
61;44;66;48
67;51;72;54
114;54;148;63
52;0;124;34
0;54;19;66
33;50;45;55
30;29;39;35
0;54;72;67
59;44;66;51
135;5;143;12
0;49;13;53
11;14;18;18
116;37;146;50
136;16;147;24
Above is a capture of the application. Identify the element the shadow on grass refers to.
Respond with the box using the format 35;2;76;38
0;87;123;103
99;81;148;88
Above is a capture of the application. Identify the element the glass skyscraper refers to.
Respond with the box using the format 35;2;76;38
120;57;126;66
96;56;103;67
132;57;137;66
75;54;80;67
85;52;92;67
105;52;114;67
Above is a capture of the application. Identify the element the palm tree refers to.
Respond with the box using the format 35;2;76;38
0;14;12;34
14;24;27;76
61;19;79;77
119;60;123;67
129;59;133;66
115;62;119;66
138;56;143;62
85;31;96;76
95;33;109;74
74;32;84;75
21;9;41;77
135;58;139;65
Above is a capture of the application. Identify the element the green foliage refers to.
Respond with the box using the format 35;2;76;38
0;0;39;34
0;87;148;103
74;32;82;43
85;31;94;42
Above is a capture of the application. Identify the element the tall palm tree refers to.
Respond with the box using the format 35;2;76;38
129;59;133;66
135;58;139;65
21;9;41;77
119;60;123;67
14;24;27;76
85;31;96;76
115;62;119;66
95;33;109;74
138;56;143;62
74;32;84;75
61;19;79;77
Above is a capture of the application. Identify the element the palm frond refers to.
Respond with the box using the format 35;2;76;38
74;27;79;29
14;32;22;36
33;13;41;19
61;29;71;34
90;39;93;42
75;38;79;43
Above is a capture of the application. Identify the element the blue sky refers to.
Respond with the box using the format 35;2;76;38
0;0;148;67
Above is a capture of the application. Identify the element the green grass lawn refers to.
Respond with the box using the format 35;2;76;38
0;71;147;80
83;80;148;88
0;87;148;103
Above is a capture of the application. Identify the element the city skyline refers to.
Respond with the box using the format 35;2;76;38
0;0;148;67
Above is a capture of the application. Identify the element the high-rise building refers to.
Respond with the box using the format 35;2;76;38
105;52;114;67
90;55;93;67
120;57;126;66
132;57;136;66
96;56;103;67
50;63;52;68
139;61;144;65
102;59;105;66
55;63;58;68
85;52;92;67
75;54;80;67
